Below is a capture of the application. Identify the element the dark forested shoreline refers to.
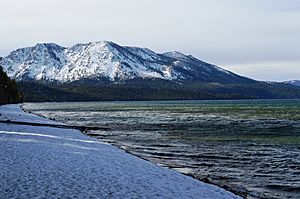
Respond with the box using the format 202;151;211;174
18;79;300;102
0;65;22;105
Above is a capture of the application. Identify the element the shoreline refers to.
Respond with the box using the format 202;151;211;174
20;103;246;198
0;104;241;199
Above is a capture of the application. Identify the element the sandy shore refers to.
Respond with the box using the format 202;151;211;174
0;104;241;199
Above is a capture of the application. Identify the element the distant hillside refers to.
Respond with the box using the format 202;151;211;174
0;65;22;104
285;80;300;87
18;80;300;102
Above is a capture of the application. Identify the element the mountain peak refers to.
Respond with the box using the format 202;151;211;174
162;51;188;59
34;42;60;47
33;43;65;50
87;40;116;47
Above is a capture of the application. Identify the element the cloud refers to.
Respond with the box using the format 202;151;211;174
0;0;299;81
0;20;8;32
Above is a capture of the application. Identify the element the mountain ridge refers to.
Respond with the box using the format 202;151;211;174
284;80;300;87
0;41;253;84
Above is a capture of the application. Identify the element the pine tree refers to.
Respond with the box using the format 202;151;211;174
0;65;22;104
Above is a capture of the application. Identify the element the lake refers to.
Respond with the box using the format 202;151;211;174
24;100;300;199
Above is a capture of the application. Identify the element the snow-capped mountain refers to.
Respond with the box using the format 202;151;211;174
284;80;300;87
0;41;253;83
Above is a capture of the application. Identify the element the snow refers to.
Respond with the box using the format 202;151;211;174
0;104;240;199
284;80;300;87
163;51;188;59
54;41;169;81
212;65;231;75
0;43;66;81
126;47;161;62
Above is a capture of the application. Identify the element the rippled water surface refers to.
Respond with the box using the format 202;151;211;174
24;100;300;199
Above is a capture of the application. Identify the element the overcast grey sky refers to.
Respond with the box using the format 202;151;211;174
1;0;299;81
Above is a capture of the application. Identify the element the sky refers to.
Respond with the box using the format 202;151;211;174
1;0;299;81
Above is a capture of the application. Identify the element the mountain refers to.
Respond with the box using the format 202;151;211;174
1;41;300;101
284;80;300;87
0;41;253;84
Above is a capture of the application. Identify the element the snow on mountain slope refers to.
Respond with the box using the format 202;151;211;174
58;41;174;81
0;41;253;83
0;43;66;81
284;80;300;87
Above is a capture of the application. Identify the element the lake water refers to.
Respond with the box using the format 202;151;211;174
24;100;300;199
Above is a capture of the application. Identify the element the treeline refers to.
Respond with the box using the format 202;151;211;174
0;65;22;105
18;78;300;102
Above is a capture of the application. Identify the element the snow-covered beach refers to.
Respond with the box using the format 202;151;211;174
0;104;240;199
